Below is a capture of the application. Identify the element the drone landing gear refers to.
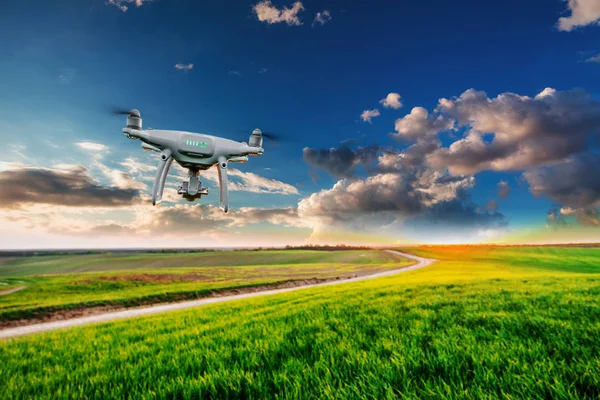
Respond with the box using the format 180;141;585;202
152;150;173;206
178;169;209;202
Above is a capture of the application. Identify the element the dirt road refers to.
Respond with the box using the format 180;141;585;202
0;286;26;297
0;250;436;339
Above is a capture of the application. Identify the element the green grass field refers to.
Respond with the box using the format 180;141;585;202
0;250;401;277
0;250;411;325
1;247;600;399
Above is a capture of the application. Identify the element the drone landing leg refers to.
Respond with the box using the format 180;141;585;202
152;150;173;206
217;157;229;213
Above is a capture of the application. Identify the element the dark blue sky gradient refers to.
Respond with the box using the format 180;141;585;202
1;0;599;231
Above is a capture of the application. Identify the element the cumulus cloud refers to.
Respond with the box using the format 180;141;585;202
303;144;380;178
175;63;194;71
497;180;511;199
298;130;501;238
253;1;304;26
524;153;600;209
524;153;600;227
313;10;331;26
392;107;454;141
0;165;141;209
405;194;507;232
76;142;108;152
301;86;600;240
380;92;403;109
430;88;600;175
297;172;502;240
107;0;151;12
559;207;600;226
360;109;380;123
557;0;600;31
298;173;426;222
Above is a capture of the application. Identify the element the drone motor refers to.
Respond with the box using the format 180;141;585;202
249;128;263;148
126;109;142;130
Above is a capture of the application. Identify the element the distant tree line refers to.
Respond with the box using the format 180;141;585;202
4;242;596;258
281;244;373;251
0;244;375;258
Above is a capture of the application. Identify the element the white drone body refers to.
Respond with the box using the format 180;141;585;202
121;109;264;213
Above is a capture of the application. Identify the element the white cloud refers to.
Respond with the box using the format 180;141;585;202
229;70;242;77
313;10;331;26
258;67;268;74
253;0;305;26
174;63;194;71
107;0;151;12
360;109;380;123
558;0;600;31
202;167;299;195
75;142;108;152
95;161;147;191
393;107;454;140
431;88;600;175
586;53;600;63
380;92;403;109
0;162;26;172
118;157;156;175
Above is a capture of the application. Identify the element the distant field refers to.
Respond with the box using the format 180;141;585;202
1;246;599;399
410;246;600;273
0;250;412;325
0;250;400;277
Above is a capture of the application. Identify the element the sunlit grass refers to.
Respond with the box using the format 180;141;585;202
0;250;412;323
1;247;599;399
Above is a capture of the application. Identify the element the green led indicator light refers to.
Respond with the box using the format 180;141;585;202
186;140;208;148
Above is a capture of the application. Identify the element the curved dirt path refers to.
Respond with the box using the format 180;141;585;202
0;286;26;297
0;250;436;339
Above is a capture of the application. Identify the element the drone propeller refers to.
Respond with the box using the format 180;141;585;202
236;129;286;144
110;107;142;130
260;132;283;141
110;107;132;116
108;107;142;117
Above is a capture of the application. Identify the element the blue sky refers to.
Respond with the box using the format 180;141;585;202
1;0;600;248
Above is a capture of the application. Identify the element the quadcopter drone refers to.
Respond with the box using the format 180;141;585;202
120;109;266;213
